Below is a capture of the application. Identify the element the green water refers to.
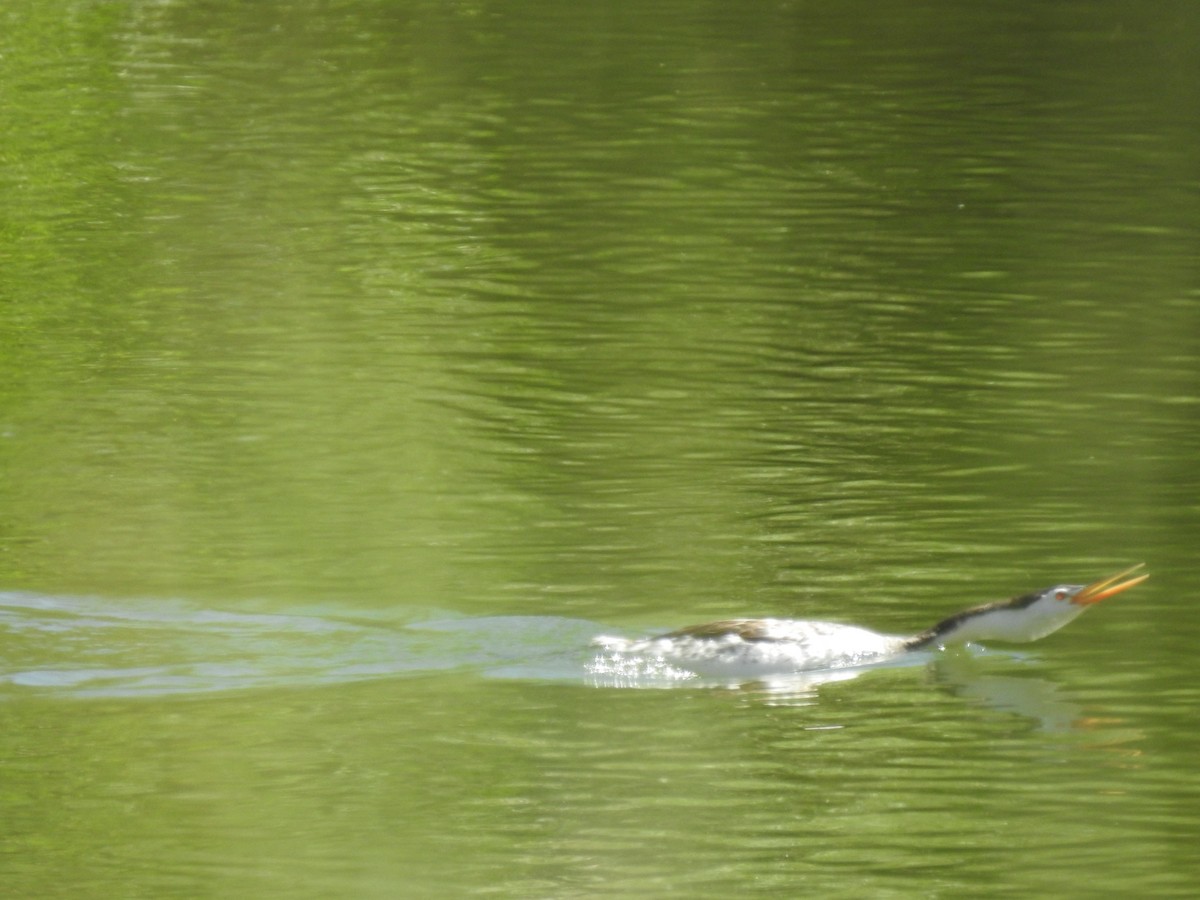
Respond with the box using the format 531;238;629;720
3;1;1199;896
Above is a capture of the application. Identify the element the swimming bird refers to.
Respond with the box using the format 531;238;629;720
592;564;1148;678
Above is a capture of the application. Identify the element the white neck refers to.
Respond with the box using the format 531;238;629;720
908;592;1088;648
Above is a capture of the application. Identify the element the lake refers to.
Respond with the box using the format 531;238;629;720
3;1;1199;896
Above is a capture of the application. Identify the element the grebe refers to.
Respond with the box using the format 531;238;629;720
591;564;1148;679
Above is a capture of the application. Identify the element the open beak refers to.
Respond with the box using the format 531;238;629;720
1071;563;1149;606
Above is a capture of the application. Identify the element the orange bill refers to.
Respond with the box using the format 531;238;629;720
1071;563;1149;606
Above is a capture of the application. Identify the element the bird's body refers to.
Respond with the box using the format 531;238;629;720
592;564;1148;679
595;618;908;678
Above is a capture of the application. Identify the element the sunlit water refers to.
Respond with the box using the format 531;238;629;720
4;0;1200;896
0;592;594;696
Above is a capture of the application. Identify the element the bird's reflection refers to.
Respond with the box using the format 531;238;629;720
588;643;1107;732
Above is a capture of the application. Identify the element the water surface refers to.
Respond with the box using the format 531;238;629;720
3;0;1199;896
